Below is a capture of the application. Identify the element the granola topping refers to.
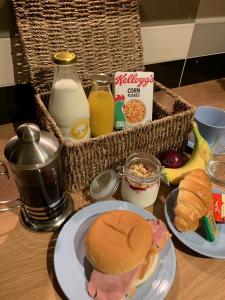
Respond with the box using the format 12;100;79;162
128;163;155;178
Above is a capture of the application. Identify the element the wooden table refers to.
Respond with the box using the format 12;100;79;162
1;79;225;300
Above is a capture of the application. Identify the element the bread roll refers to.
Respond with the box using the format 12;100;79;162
134;253;159;287
174;169;212;232
85;210;152;275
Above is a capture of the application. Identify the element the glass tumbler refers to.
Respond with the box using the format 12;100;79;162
207;129;225;186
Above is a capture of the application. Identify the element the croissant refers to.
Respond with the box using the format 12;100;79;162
174;169;212;232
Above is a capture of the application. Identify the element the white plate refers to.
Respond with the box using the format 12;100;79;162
54;200;176;300
165;188;225;259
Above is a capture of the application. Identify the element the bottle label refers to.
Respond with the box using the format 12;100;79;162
70;119;90;140
59;119;90;142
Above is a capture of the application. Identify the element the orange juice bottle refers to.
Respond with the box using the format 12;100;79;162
88;74;115;137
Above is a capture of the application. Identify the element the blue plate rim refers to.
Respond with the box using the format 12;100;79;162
54;200;177;300
165;188;225;259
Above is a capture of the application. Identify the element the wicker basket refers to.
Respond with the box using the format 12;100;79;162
12;0;195;192
35;81;195;191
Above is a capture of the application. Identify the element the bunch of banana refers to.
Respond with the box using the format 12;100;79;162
162;122;210;185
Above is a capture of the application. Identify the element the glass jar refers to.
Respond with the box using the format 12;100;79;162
88;73;114;137
89;152;161;208
49;51;90;142
121;153;161;208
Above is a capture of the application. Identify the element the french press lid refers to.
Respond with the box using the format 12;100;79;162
4;123;59;168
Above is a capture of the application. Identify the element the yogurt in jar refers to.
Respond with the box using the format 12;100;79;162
121;177;160;208
121;156;161;208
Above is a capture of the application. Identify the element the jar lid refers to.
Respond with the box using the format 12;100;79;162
52;51;76;65
90;170;119;201
91;73;112;85
4;123;59;169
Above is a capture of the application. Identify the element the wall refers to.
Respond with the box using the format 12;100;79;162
140;0;225;87
0;0;225;124
0;0;36;124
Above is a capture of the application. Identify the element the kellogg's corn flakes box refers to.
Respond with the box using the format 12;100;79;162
114;72;154;130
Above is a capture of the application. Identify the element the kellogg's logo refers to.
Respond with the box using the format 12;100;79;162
115;72;154;87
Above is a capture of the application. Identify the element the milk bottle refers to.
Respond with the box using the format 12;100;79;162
49;52;90;142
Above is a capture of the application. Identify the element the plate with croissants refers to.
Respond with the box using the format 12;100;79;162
165;169;225;259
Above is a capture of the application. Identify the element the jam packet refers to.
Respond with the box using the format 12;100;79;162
212;191;225;223
114;72;154;130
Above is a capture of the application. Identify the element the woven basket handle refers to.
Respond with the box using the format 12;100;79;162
154;80;192;107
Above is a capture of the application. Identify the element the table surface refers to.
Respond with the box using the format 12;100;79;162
1;78;225;300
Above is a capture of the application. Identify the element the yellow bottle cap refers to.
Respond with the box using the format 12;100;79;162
52;51;76;65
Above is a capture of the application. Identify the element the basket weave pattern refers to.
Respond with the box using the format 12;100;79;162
12;0;195;192
35;81;195;192
11;0;144;93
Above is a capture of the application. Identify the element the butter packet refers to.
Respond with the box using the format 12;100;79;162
114;72;154;130
202;211;219;242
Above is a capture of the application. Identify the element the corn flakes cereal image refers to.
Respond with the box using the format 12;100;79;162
123;99;146;124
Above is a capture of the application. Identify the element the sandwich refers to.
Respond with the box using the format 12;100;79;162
85;210;170;300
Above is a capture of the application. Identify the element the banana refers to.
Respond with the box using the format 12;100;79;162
192;121;210;165
162;154;206;185
162;122;211;185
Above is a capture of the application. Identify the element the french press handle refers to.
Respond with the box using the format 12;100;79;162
0;162;20;212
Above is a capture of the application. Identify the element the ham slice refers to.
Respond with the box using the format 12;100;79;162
148;219;171;254
88;265;141;300
138;220;170;279
87;219;170;300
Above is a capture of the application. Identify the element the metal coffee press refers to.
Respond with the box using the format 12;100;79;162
1;123;73;231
